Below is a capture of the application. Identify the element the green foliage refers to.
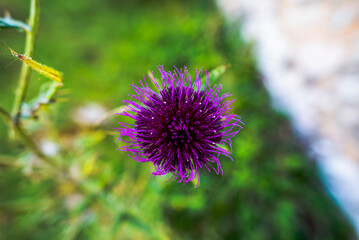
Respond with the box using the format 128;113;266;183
0;0;355;239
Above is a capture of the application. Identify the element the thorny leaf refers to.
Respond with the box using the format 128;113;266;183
201;64;231;90
9;48;63;85
22;82;61;118
208;64;231;83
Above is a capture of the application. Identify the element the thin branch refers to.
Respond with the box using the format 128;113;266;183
1;0;61;170
0;106;58;168
12;0;40;122
15;123;59;167
0;106;11;122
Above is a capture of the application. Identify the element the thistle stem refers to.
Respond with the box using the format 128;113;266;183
0;106;58;168
0;106;11;122
5;0;58;168
12;0;40;122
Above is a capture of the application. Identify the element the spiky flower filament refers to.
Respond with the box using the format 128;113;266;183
116;66;243;186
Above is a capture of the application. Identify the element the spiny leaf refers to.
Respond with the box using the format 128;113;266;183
0;11;30;32
191;174;200;188
21;82;61;118
208;64;231;83
9;48;63;85
147;70;160;92
201;64;231;90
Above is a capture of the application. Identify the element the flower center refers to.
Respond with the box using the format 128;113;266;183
167;115;193;145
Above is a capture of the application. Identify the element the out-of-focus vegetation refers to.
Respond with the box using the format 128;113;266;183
0;0;355;239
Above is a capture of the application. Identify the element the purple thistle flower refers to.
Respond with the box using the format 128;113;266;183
116;66;244;186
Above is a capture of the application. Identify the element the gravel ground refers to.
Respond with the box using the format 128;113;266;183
216;0;359;235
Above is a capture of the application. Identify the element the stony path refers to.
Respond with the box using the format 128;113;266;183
216;0;359;235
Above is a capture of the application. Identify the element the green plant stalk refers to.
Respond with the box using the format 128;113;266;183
16;123;59;168
3;0;59;168
0;106;58;168
12;0;40;122
0;106;11;122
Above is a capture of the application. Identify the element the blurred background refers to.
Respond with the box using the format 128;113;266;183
0;0;357;239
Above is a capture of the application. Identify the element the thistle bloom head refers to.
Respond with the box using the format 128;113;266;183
116;66;243;186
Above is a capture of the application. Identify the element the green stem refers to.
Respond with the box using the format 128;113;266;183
0;106;11;122
12;0;40;122
4;0;58;168
0;106;58;168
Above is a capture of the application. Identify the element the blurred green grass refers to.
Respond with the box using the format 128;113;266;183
0;0;356;239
